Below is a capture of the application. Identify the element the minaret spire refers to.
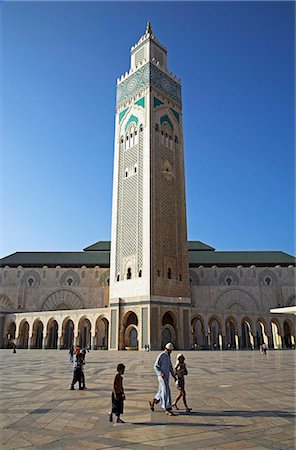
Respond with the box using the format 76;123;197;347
146;21;152;36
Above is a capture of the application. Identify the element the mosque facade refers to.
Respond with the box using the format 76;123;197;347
0;25;295;351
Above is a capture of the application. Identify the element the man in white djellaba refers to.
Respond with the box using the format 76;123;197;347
149;342;177;416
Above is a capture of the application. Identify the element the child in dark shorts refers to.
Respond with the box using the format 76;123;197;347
109;363;126;423
172;354;192;412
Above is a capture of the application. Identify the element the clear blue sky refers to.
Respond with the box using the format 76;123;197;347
1;1;295;257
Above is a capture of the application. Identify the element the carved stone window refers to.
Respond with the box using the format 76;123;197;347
127;268;132;280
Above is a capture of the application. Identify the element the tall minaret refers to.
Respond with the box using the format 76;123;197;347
109;24;191;350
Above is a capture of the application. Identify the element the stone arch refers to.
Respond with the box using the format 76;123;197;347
189;270;200;286
191;315;205;349
41;289;84;311
32;319;44;349
7;321;16;339
78;316;91;349
21;269;41;286
258;269;278;286
18;320;29;348
283;319;294;348
99;270;110;287
46;318;58;349
161;310;177;348
271;319;282;349
95;315;109;349
0;294;14;312
61;317;75;349
208;316;222;349
225;316;239;349
286;295;296;307
215;288;259;313
161;324;176;349
123;311;138;328
162;311;177;327
255;317;269;348
60;270;80;286
124;324;138;349
241;317;254;349
218;269;239;286
6;321;16;347
120;311;139;350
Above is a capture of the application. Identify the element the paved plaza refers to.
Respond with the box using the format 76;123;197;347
0;349;295;449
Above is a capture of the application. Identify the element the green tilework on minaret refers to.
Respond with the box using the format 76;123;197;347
154;97;164;108
134;97;145;108
124;114;139;132
119;107;129;123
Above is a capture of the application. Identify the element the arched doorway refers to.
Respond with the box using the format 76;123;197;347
161;311;176;348
124;325;138;349
208;317;222;349
47;320;58;349
256;320;268;349
192;317;204;349
122;311;138;350
96;317;109;349
283;320;293;348
18;321;29;348
32;320;44;349
7;322;16;347
271;320;282;349
225;317;238;349
62;318;74;349
78;317;91;349
241;319;254;349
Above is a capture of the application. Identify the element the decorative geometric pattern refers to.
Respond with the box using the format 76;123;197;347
119;107;129;123
117;64;149;105
160;114;174;131
218;270;239;285
258;269;278;285
41;290;84;311
170;107;180;123
124;114;138;132
0;294;14;312
134;97;145;108
115;127;143;279
21;270;41;286
60;270;80;286
99;270;110;287
215;288;259;312
1;351;295;449
154;96;164;108
116;63;181;106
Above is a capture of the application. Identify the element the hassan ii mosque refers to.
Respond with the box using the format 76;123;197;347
0;24;295;351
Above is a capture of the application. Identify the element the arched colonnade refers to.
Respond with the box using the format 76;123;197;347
5;309;110;350
192;315;295;350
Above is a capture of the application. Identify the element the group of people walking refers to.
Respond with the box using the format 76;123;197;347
149;342;192;416
110;342;192;423
69;341;191;423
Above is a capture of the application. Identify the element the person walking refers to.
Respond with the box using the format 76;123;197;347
172;354;192;412
109;363;126;423
81;349;87;389
262;342;267;355
70;352;83;390
149;342;177;416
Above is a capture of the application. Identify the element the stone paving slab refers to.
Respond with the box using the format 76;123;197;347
0;349;295;449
